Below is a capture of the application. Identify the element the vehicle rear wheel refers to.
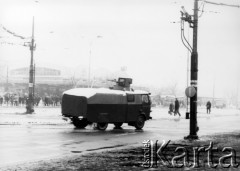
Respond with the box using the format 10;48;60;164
71;117;89;129
114;122;123;128
96;123;108;130
135;115;145;130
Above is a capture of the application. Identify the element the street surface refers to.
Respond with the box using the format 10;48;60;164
0;106;240;167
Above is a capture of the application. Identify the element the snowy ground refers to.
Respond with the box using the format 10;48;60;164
0;106;239;169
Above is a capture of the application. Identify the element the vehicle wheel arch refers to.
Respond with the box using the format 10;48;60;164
95;122;108;131
139;112;147;120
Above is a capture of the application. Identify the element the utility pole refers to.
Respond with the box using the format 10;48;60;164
181;0;199;139
88;43;92;88
26;17;36;114
187;0;199;139
186;27;190;115
237;79;239;109
33;63;36;98
181;0;240;139
87;35;102;88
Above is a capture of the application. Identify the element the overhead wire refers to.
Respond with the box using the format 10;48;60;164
180;0;240;60
182;21;192;51
0;24;32;49
0;41;26;47
201;0;240;8
198;1;206;18
0;24;29;40
180;19;192;53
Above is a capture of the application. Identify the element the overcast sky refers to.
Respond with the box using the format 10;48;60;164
0;0;240;98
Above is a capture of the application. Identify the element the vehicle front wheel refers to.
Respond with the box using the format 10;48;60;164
135;115;145;130
96;123;108;130
71;117;89;129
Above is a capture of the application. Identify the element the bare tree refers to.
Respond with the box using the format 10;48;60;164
169;82;178;97
224;89;238;107
69;76;78;88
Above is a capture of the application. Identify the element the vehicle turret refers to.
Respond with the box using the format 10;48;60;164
112;78;132;91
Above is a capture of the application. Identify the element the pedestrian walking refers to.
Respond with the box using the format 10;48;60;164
0;95;3;106
206;101;211;114
168;102;174;115
174;98;181;116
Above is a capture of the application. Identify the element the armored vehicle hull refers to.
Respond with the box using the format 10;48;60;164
62;88;151;130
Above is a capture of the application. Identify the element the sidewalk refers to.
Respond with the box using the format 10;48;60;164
1;131;240;171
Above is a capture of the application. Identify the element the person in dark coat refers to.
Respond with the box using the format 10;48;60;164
0;95;3;106
206;101;211;114
168;102;174;115
174;98;181;116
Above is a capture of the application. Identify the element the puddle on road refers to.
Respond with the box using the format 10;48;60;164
64;141;84;146
86;144;126;152
71;151;82;153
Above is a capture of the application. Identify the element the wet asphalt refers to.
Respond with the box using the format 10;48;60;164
0;106;239;167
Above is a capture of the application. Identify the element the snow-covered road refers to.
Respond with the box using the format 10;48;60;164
0;106;239;167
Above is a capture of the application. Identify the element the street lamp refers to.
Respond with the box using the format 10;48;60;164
26;17;36;114
88;35;102;88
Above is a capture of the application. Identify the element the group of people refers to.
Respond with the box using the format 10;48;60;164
168;99;212;116
43;95;61;106
0;93;62;107
168;98;181;116
0;93;26;106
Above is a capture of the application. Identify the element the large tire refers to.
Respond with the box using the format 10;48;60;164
96;123;108;130
71;118;89;129
114;122;123;128
135;115;145;130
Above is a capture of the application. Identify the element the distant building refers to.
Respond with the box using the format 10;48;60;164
9;67;69;85
0;66;130;96
0;67;72;96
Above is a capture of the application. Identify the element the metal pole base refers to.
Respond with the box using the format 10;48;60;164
185;112;190;119
26;104;34;114
184;135;199;140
